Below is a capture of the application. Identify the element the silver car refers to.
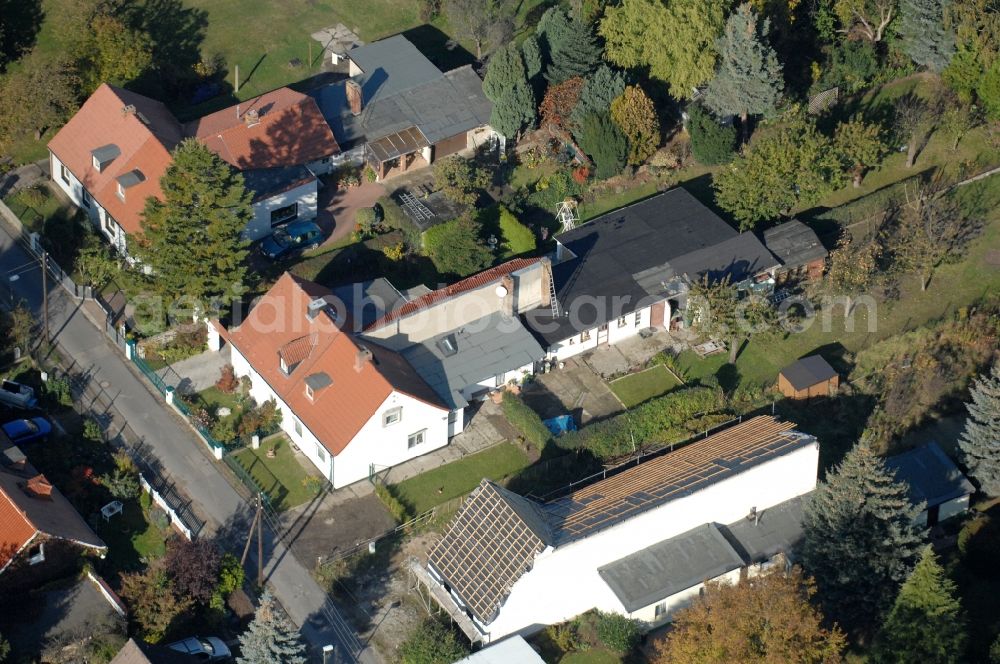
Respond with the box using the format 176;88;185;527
167;636;231;661
0;380;36;409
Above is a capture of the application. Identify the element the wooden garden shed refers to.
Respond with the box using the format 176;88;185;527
778;355;839;400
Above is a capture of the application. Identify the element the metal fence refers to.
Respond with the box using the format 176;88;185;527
131;351;168;395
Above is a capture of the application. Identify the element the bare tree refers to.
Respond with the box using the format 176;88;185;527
444;0;514;60
835;0;897;43
893;92;937;168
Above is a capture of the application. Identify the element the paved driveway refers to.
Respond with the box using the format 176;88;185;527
316;181;385;247
521;357;623;425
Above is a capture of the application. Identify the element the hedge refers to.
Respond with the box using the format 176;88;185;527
374;482;411;522
501;392;552;449
556;385;725;460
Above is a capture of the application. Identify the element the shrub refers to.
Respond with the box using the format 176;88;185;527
381;241;406;261
210;417;237;445
498;206;536;255
364;166;377;182
423;215;494;277
354;207;379;239
595;611;641;653
375;482;411;522
433;156;489;206
216;364;238;393
687;103;736;166
557;386;725;459
575;110;628;180
44;375;74;407
501;392;552;449
399;619;470;664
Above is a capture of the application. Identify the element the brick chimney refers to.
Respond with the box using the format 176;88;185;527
499;275;515;317
354;346;373;372
346;79;363;116
244;108;261;127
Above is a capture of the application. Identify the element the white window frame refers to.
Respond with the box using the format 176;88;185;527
116;181;124;200
654;601;666;618
270;202;299;227
383;407;402;427
81;189;91;209
580;330;591;342
634;310;642;326
305;384;314;401
617;315;627;328
408;429;426;449
294;418;303;438
27;542;45;565
316;443;326;462
494;373;505;387
60;163;69;185
102;212;116;237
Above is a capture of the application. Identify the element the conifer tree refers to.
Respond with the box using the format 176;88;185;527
139;139;251;309
237;591;307;664
483;43;537;138
959;364;1000;495
538;7;601;84
801;441;925;634
704;3;784;130
571;64;627;129
521;36;543;81
899;0;955;72
873;547;966;664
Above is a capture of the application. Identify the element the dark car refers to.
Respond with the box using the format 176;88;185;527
2;417;52;444
259;220;324;260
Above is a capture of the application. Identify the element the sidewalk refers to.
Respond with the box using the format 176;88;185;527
0;220;377;664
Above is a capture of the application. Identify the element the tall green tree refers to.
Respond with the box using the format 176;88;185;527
521;35;543;81
482;43;536;138
538;7;602;84
899;0;955;72
873;546;966;664
601;0;725;99
0;50;78;146
139;139;252;308
958;364;1000;495
77;12;153;93
713;115;844;228
576;111;629;180
610;85;661;165
704;3;784;130
687;103;737;165
572;64;627;133
237;591;307;664
801;441;925;634
833;115;887;187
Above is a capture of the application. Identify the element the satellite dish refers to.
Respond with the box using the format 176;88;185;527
495;285;509;298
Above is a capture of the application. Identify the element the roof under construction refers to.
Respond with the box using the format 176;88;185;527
425;416;816;624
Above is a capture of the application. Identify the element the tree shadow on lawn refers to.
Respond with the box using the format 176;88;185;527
774;392;877;475
401;24;476;71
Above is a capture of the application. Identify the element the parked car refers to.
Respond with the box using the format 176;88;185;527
166;636;231;661
259;220;324;260
2;417;52;443
0;380;37;409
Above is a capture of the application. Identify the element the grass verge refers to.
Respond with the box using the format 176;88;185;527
609;365;682;408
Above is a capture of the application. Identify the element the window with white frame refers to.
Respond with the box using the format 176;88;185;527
116;182;125;200
580;330;591;342
635;310;642;326
383;407;402;427
316;443;326;462
494;373;505;387
81;189;91;208
294;418;303;437
103;212;116;236
407;429;426;449
60;164;69;185
270;203;298;226
654;602;666;618
617;315;627;328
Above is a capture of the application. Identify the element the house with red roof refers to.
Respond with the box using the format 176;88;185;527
48;84;341;251
220;273;451;488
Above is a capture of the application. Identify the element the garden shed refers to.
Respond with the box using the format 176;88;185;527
777;355;839;400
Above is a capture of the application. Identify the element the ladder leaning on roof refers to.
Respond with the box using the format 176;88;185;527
546;259;560;317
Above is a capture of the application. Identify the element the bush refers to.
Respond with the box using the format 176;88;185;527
959;515;1000;576
498;206;536;255
215;364;238;393
354;207;379;239
375;482;411;522
381;241;406;261
501;392;552;449
433;156;489;206
687;103;736;166
595;611;641;653
44;375;74;407
422;215;494;277
815;40;880;94
557;386;725;459
575;111;628;180
399;619;470;664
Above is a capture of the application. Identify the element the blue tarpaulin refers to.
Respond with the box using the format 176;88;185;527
543;415;577;437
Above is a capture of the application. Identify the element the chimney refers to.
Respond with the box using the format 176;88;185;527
354;346;373;372
346;79;363;116
25;474;53;499
244;108;261;127
307;298;326;321
499;275;514;317
122;104;136;116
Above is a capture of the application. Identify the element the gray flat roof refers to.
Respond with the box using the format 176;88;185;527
763;219;828;269
598;523;745;612
397;312;544;409
780;355;838;392
720;492;810;564
886;441;975;508
332;278;406;330
241;164;315;201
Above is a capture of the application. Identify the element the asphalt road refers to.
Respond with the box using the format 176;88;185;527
0;222;377;664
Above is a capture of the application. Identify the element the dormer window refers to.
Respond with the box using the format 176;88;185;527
91;144;120;172
280;356;290;374
115;169;146;200
304;372;332;401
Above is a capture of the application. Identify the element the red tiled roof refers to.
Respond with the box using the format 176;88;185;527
187;88;340;170
47;84;181;235
0;483;36;570
226;273;445;456
364;258;541;331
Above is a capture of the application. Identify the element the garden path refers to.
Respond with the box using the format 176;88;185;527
161;346;232;394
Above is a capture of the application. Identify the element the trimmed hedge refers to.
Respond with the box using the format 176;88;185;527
374;482;411;522
501;392;552;449
557;386;725;460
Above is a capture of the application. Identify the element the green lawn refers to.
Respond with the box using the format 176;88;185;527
678;174;1000;393
560;650;622;664
609;365;682;408
196;385;242;419
95;494;169;575
230;435;319;511
392;443;531;514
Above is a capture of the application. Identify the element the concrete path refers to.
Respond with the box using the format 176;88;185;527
316;181;385;247
163;346;231;394
0;159;47;197
0;222;377;664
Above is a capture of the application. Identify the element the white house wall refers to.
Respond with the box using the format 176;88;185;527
461;361;535;402
50;151;128;255
229;343;448;488
546;304;660;362
245;179;319;242
483;440;819;639
628;567;742;626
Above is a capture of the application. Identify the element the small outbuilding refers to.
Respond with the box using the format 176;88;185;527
885;441;975;527
777;355;839;400
763;219;828;283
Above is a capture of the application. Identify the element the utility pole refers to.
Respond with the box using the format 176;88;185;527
257;493;264;587
40;250;48;343
235;64;240;94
